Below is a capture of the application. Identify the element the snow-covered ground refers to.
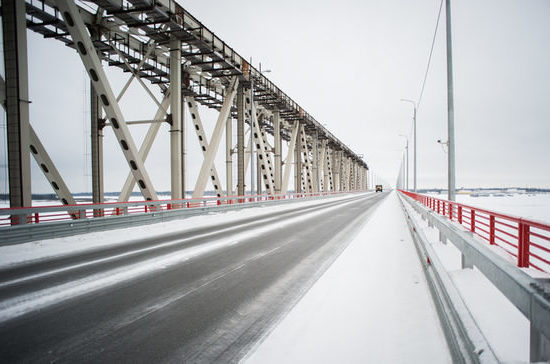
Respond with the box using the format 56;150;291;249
245;191;451;363
429;192;550;224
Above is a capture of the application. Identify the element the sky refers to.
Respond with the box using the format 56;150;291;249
1;0;549;195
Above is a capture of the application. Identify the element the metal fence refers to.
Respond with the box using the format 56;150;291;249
399;190;550;273
0;191;356;227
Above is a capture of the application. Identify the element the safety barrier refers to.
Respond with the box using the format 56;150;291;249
0;190;360;228
399;190;550;273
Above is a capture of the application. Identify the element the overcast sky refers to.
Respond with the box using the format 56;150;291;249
1;0;549;195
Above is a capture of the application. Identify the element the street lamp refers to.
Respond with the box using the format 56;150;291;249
400;99;417;192
399;134;409;190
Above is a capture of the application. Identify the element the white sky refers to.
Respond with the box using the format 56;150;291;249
1;0;549;194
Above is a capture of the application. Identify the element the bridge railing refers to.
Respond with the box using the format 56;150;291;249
0;190;362;228
399;190;550;273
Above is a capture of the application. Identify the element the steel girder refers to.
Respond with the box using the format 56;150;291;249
185;96;223;198
281;122;299;195
192;77;239;198
24;0;368;175
55;0;158;201
117;93;171;202
3;0;32;210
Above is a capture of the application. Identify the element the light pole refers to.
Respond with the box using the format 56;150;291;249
445;0;456;201
401;99;417;192
399;134;409;190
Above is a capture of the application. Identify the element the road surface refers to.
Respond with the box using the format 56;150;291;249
0;192;387;363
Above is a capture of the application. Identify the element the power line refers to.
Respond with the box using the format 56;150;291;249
417;0;444;111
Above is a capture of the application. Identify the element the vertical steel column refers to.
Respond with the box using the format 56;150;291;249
294;122;302;193
2;0;31;212
333;150;340;192
169;39;182;200
312;133;319;193
237;85;246;196
226;113;233;196
90;84;104;207
273;111;282;194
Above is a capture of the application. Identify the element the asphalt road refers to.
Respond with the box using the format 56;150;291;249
0;192;388;363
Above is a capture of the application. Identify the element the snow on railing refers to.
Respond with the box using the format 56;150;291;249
0;190;360;228
399;190;550;273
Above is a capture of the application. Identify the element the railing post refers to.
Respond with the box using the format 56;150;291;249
449;202;453;220
517;220;530;268
437;200;440;214
458;206;462;224
34;212;39;224
489;215;495;245
470;210;475;232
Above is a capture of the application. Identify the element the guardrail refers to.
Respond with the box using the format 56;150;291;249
399;190;550;273
0;190;359;227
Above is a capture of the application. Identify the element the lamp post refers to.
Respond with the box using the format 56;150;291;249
445;0;456;201
399;134;409;190
401;99;417;192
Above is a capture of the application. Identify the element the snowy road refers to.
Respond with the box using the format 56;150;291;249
0;192;386;362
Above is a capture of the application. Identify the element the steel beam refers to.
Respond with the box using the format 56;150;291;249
29;127;76;207
274;111;282;194
294;123;302;193
118;93;171;202
226;113;233;196
90;84;104;207
312;133;319;193
3;0;32;211
237;86;247;196
186;96;223;198
251;105;274;195
169;39;183;200
192;77;238;198
281;122;299;195
55;0;158;200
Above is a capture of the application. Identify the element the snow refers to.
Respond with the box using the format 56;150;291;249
0;193;363;269
429;192;550;224
245;191;451;364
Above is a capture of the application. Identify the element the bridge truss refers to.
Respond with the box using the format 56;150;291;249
3;0;369;210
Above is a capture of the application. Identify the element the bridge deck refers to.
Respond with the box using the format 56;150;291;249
247;191;451;363
0;192;407;362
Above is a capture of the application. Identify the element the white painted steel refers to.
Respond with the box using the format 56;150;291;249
192;77;239;198
274;111;282;194
281;122;299;195
54;0;158;201
118;94;171;202
29;127;76;206
170;39;183;200
185;96;223;198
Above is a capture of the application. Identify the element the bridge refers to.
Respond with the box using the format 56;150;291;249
1;1;550;363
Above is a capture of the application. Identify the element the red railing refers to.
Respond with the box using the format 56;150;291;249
399;190;550;273
0;190;362;228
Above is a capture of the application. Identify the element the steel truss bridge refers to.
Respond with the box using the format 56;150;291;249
2;0;368;212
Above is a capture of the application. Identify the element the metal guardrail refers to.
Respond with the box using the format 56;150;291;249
0;191;362;245
399;191;550;362
399;190;550;273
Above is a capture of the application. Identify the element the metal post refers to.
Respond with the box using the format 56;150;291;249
90;84;104;209
169;39;182;200
446;0;456;201
250;60;255;196
295;123;302;193
237;86;245;196
413;106;417;192
3;0;32;215
226;113;233;197
273;111;281;194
